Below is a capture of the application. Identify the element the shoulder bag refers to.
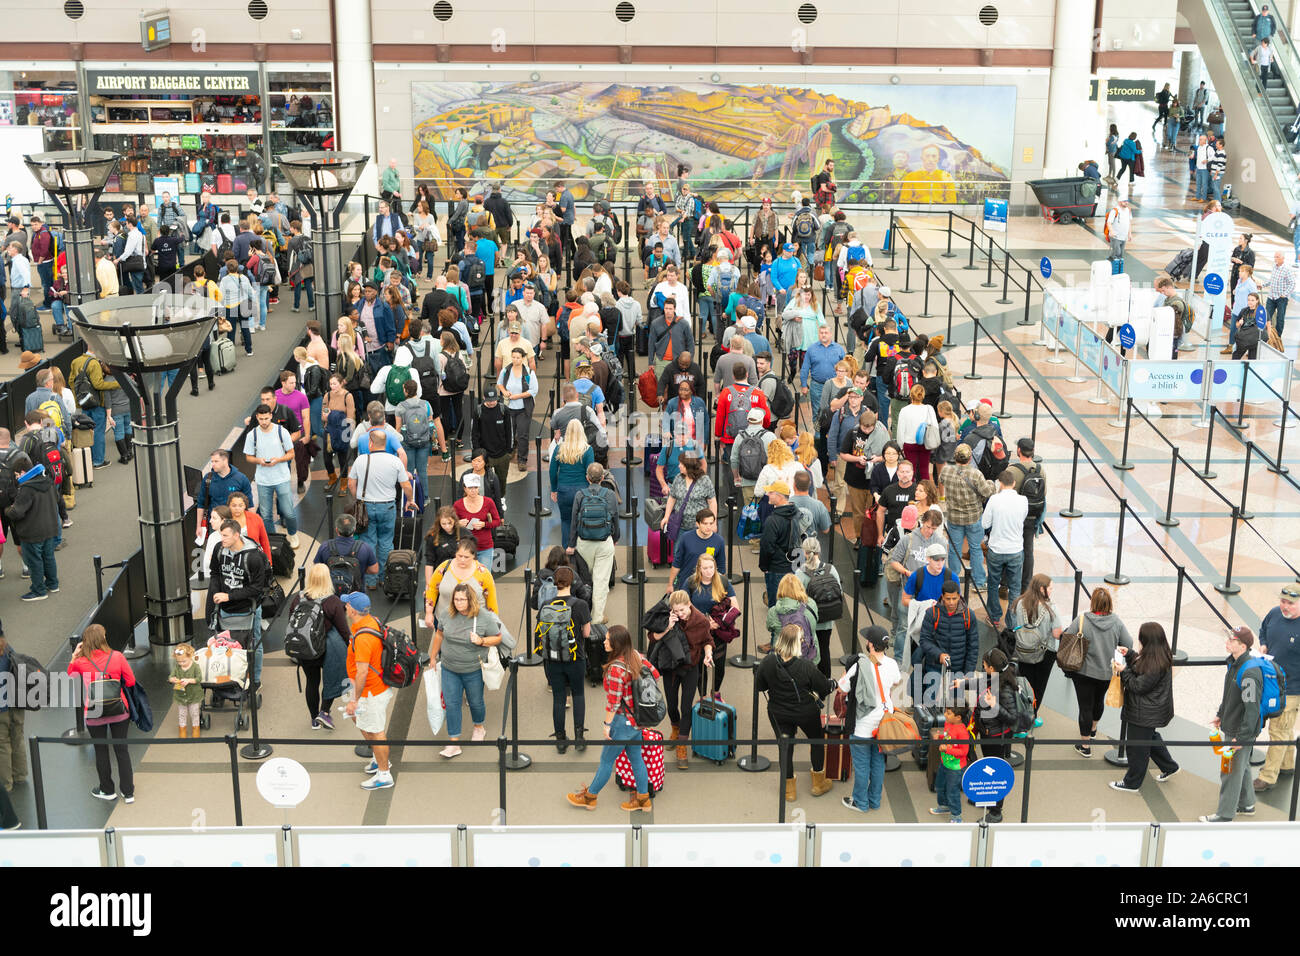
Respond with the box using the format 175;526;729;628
1056;615;1089;673
871;659;919;753
665;478;697;541
343;455;372;532
85;652;127;719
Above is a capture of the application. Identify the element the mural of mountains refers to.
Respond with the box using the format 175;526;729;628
411;81;1013;204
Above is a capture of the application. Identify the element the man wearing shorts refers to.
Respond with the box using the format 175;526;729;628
344;591;396;790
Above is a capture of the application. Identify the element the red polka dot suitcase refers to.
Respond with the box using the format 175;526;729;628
615;727;665;793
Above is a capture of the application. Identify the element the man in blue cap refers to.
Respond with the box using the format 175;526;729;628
771;243;800;315
343;590;396;791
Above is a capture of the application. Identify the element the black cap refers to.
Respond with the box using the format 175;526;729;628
482;385;499;401
363;280;380;291
859;625;890;652
1017;437;1034;456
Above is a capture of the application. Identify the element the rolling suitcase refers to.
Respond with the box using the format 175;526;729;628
690;672;736;764
214;335;238;373
265;532;295;578
383;515;419;599
614;727;665;794
646;529;674;568
70;446;94;488
822;694;852;781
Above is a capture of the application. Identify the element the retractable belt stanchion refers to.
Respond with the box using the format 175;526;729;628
622;496;640;584
738;667;772;772
519;569;542;666
729;569;759;668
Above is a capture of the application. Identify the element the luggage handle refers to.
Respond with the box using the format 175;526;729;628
696;664;717;720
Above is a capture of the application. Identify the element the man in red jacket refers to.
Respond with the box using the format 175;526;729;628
29;215;54;310
714;363;771;492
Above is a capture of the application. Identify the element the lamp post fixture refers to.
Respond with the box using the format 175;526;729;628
23;150;121;336
71;294;216;662
276;151;368;342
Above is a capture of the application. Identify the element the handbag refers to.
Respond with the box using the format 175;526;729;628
665;478;697;541
125;681;154;733
85;652;127;719
1105;667;1124;708
424;664;446;734
644;496;667;527
481;645;505;691
344;455;372;532
121;254;145;273
923;420;941;451
872;660;920;753
1056;616;1089;673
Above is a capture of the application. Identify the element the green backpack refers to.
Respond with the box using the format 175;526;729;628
385;365;413;406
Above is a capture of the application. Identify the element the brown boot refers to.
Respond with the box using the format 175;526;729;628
566;785;598;810
676;744;689;769
179;726;188;738
669;725;679;742
810;770;833;796
191;725;200;739
620;792;653;812
786;776;797;801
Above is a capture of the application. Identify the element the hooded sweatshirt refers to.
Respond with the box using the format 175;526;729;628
371;345;420;414
1071;611;1134;681
758;502;802;575
205;538;269;619
5;464;60;541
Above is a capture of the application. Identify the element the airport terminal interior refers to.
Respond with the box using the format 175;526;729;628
1;0;1300;871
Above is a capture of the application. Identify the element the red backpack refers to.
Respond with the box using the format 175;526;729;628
638;367;660;408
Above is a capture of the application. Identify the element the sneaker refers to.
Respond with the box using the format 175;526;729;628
291;307;300;313
48;586;60;593
361;774;394;791
1198;814;1231;823
62;518;73;528
950;818;964;824
928;806;951;815
123;795;135;805
20;592;47;602
2;821;19;830
20;566;29;578
90;787;117;802
985;811;1003;824
1238;805;1256;815
1109;780;1140;793
471;726;486;742
362;759;379;775
286;533;301;549
316;711;334;730
841;795;871;813
440;745;462;758
1155;767;1180;783
1033;717;1043;728
0;565;5;579
1074;743;1092;758
311;718;323;730
1253;778;1275;792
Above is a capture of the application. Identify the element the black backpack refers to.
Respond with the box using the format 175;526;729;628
358;625;421;688
1014;463;1047;519
408;341;440;399
970;427;1008;480
325;539;364;595
464;255;486;288
443;353;469;393
805;565;843;621
762;373;795;421
284;596;330;664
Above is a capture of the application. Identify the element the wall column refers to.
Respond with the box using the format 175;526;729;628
333;0;379;196
1043;0;1099;177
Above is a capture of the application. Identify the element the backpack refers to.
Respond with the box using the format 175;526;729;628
1237;657;1287;729
442;352;469;393
400;400;433;446
39;432;65;487
793;209;817;241
533;569;559;608
576;487;614;540
627;659;667;726
297;239;314;265
736;429;768;481
638;367;660;407
607;213;622;245
215;227;235;262
73;360;101;410
1014;462;1046;519
409;341;440;398
37;398;66;434
534;599;577;662
724;384;756;440
846;243;867;265
358;625;421;688
385;365;414;405
1012;676;1036;733
805;565;843;622
892;356;920;399
283;596;330;664
971;430;1008;480
301;364;327;400
605;366;626;414
778;606;817;664
574;404;600;448
464;255;486;288
325;539;364;595
714;265;736;302
762;373;795;420
84;652;127;719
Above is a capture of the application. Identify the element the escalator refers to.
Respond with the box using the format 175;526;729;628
1180;0;1300;222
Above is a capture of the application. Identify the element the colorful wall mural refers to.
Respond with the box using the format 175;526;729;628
412;81;1015;204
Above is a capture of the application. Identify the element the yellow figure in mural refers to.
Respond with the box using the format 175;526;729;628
899;144;958;204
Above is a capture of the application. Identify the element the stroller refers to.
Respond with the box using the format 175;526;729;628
197;619;260;732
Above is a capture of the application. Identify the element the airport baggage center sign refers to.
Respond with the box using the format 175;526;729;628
86;69;259;95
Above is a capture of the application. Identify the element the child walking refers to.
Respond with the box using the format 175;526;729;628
169;643;204;738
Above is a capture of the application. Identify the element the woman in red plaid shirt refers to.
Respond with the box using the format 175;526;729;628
567;625;661;812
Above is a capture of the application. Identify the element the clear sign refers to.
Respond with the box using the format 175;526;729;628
962;756;1015;807
1040;256;1052;279
1203;273;1224;295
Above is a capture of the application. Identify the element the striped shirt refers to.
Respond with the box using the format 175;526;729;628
1209;146;1227;177
1269;262;1296;300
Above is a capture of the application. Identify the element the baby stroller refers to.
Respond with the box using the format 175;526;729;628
197;620;260;732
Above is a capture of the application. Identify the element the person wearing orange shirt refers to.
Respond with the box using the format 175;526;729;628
344;591;396;791
899;145;958;204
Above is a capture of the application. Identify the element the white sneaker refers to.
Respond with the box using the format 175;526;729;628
440;745;462;758
471;726;486;742
361;774;394;791
286;533;301;549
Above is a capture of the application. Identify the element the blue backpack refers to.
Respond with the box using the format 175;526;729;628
1236;657;1287;729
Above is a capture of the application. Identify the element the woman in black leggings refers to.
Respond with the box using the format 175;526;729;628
756;623;837;801
1066;587;1134;757
649;590;714;771
286;565;352;730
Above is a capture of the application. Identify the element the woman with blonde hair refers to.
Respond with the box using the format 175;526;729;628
796;430;823;488
688;552;739;700
333;314;365;361
336;332;367;417
764;572;820;659
754;434;802;498
549;418;594;546
285;563;351;730
933;399;960;484
66;624;137;802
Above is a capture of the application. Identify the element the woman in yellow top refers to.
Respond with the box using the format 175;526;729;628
424;538;499;631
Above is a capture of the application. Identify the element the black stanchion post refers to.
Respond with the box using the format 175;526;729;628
902;243;912;293
966;221;977;270
240;638;272;760
621;434;641;468
885;209;895;267
1237;362;1248;428
93;554;103;604
1170;564;1189;662
851;577;861;639
530;437;552;517
727;491;741;584
29;737;47;830
1272;400;1292;475
995;252;1012;305
738;668;772;772
532;498;543;578
620;446;635;520
1071;568;1084;619
995;351;1011;418
964;319;982;381
1018;270;1035;326
1157;447;1180;527
1030;391;1041;458
1060;438;1083;518
505;660;532;769
635;569;646;654
828;494;838;567
730;569;758;668
1216;506;1243;595
497;735;508;824
463;390;477;461
1239;441;1255;520
941;210;956;257
1201;410;1218;479
622;496;639;584
1104;498;1131;586
1115;398;1135;470
945;288;955;346
1105;718;1130;767
227;734;244;826
1289;738;1300;822
777;734;791;822
963;564;971;604
1019;737;1033;823
981;236;996;288
519;568;542;666
919;263;932;317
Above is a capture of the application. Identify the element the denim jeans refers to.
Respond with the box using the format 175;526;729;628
556;485;579;551
1196;168;1209;201
309;396;323;442
421;247;436;278
947;521;986;588
89;404;108;466
257;285;269;330
36;260;54;306
112;413;133;441
126;269;145;294
256;479;299;535
1293;227;1300;264
934;762;964;821
589;713;647;795
293;277;316;310
1209;175;1222;201
765;570;783;608
441;665;486;737
986;550;1023;625
51;299;67;330
1268;297;1288;336
227;321;253;355
849;738;885;809
367;349;391;379
404;442;431;486
698;295;715;337
887;578;906;661
874;376;890;421
360;501;396;587
20;538;58;595
799;240;815;263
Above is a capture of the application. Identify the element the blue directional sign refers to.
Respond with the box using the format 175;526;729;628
1203;273;1224;295
1257;304;1268;330
1118;323;1136;350
1040;256;1052;279
962;756;1015;807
